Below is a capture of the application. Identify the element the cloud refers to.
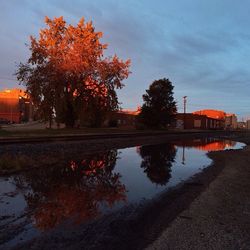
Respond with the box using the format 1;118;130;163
1;0;250;118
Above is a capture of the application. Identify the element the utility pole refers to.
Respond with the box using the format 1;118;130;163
183;96;187;129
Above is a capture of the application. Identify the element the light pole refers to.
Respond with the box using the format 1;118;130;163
10;104;13;123
183;96;187;129
19;96;24;123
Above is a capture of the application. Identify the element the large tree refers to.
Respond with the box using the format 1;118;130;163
16;16;130;127
138;78;177;128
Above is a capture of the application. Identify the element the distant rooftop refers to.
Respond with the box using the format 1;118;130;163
118;107;141;115
193;109;233;120
0;88;27;99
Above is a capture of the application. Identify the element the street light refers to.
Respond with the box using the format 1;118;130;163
183;96;187;129
183;96;187;113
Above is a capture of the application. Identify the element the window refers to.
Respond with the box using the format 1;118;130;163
194;120;201;128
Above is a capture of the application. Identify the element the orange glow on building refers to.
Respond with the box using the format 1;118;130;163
193;109;226;120
118;106;141;115
0;88;30;123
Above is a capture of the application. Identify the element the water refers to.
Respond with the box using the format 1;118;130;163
0;138;244;247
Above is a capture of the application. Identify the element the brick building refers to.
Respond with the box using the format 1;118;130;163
175;113;224;130
225;113;237;129
193;109;226;120
0;88;33;123
192;109;237;130
107;108;226;130
107;108;140;127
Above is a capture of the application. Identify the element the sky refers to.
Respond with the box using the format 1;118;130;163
0;0;250;119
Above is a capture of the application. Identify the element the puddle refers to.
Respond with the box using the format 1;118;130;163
0;137;244;248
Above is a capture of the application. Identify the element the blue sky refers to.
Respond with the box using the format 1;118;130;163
0;0;250;119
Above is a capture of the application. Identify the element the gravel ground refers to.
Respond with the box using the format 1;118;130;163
147;134;250;250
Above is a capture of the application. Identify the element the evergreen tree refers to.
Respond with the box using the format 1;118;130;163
139;78;177;128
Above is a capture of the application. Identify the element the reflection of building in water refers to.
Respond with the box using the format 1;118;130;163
0;88;33;123
174;138;236;164
174;138;235;151
195;140;236;151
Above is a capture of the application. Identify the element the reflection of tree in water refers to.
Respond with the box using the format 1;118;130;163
15;150;127;231
138;144;177;185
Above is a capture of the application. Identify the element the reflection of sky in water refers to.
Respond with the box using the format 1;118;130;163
0;177;26;216
114;146;210;202
0;139;245;248
113;141;244;203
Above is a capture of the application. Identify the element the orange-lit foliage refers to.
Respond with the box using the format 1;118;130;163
24;150;127;230
17;16;131;127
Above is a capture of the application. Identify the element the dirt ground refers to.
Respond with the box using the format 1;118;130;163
147;133;250;250
1;131;250;250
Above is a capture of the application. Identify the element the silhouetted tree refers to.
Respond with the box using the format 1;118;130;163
138;78;177;128
138;143;176;185
16;16;130;127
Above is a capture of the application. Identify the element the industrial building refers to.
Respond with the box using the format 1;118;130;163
0;88;33;123
225;113;238;129
175;113;224;130
106;108;140;127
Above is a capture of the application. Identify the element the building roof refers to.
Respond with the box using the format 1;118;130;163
0;88;27;99
117;107;141;115
193;109;226;120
